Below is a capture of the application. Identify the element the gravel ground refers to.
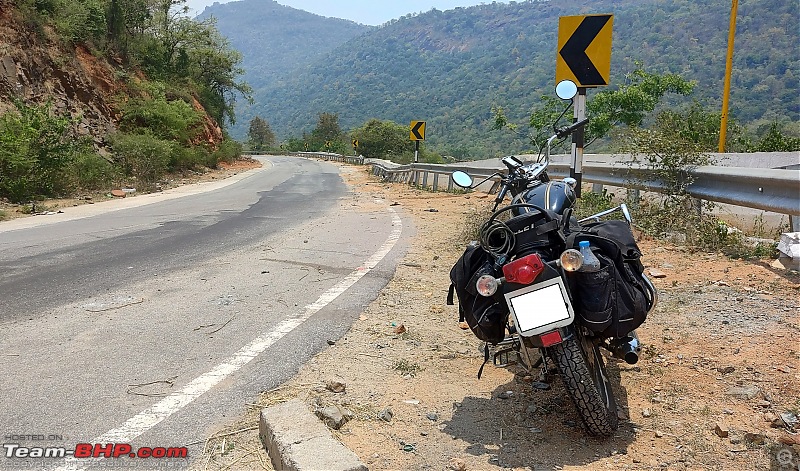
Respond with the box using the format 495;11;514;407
197;162;800;471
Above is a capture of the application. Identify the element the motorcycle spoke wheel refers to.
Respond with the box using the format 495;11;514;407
548;335;619;437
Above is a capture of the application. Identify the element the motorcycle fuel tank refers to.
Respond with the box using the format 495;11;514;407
513;181;576;215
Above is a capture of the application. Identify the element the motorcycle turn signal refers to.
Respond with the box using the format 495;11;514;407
559;249;584;272
476;274;499;297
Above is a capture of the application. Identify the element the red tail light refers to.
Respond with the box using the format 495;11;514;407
502;254;545;285
539;330;563;347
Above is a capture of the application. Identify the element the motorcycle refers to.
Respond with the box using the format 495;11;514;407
448;81;658;437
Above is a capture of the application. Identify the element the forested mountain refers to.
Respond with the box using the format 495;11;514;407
212;0;798;158
197;0;370;97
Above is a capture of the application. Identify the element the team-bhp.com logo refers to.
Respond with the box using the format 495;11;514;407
4;443;187;459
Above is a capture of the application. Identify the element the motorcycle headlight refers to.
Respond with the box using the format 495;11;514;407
560;249;584;272
476;275;498;297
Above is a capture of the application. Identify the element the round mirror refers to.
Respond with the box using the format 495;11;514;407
555;80;578;100
451;171;473;189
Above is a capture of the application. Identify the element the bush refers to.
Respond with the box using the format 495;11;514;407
70;153;116;191
0;101;94;202
212;139;242;165
54;0;106;44
110;133;173;185
169;146;209;172
119;94;203;146
574;188;616;221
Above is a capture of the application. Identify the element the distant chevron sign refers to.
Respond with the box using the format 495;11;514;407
410;121;426;141
556;14;613;87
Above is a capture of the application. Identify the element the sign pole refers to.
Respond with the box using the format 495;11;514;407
571;87;587;198
719;0;738;152
410;121;425;162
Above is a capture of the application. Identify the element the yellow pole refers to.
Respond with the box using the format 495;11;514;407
719;0;738;152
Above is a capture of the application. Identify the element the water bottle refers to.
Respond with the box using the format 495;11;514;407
578;240;601;272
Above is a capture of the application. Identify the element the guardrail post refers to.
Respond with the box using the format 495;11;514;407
791;215;799;232
627;189;640;208
433;173;439;191
592;183;604;194
448;178;453;192
692;198;704;218
422;171;429;189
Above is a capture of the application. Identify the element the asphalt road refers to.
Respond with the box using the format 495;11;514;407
0;156;409;469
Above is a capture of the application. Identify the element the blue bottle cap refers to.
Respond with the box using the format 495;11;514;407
578;240;590;248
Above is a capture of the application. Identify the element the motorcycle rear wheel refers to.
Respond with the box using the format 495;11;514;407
548;333;619;437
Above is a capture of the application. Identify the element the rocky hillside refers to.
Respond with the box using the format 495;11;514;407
0;0;222;153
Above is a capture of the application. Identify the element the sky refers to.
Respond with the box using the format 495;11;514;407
184;0;507;25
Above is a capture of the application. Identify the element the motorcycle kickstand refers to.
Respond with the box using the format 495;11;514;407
533;350;555;389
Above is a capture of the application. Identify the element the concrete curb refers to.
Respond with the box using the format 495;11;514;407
259;399;368;471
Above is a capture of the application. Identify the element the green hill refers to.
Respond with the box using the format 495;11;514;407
213;0;799;158
198;0;370;95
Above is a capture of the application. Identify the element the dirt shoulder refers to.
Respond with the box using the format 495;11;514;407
0;158;262;222
199;162;799;471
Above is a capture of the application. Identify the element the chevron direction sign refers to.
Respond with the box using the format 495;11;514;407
410;121;426;141
556;14;613;87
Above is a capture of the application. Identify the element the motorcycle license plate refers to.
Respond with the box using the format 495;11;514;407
504;277;575;337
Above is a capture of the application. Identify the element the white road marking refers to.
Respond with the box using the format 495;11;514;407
57;202;401;470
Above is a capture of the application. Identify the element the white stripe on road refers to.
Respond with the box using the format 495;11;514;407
58;202;402;470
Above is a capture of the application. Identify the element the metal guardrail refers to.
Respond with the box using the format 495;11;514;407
368;158;800;225
293;152;365;165
246;151;365;165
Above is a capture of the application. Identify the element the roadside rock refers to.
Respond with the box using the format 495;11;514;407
377;408;393;423
326;380;347;393
448;458;467;471
315;405;353;430
725;385;760;400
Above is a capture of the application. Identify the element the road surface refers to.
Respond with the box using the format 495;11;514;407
0;156;409;469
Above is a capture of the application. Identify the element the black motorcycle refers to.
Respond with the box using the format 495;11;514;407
448;81;658;436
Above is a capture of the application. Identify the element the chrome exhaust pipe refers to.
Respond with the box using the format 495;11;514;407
611;332;641;365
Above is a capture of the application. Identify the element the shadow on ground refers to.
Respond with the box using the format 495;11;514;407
441;353;636;469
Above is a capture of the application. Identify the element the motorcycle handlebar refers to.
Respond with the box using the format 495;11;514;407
556;118;589;139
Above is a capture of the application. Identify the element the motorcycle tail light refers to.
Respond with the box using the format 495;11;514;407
559;249;584;272
502;254;544;285
539;330;563;347
476;275;498;297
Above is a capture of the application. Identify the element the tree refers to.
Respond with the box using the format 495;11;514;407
185;22;252;127
587;64;695;140
351;119;415;162
309;112;344;152
494;64;696;152
655;101;748;152
248;116;275;151
750;122;800;152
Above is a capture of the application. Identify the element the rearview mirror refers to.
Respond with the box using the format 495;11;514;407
555;80;578;100
451;171;473;188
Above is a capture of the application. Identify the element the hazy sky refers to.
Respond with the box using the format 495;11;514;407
184;0;508;25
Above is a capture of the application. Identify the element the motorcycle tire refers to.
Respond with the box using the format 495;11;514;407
548;334;619;437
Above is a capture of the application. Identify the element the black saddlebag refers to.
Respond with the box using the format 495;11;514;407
447;243;507;344
567;220;650;338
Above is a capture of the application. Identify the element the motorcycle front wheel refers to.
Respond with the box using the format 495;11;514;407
548;332;619;437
